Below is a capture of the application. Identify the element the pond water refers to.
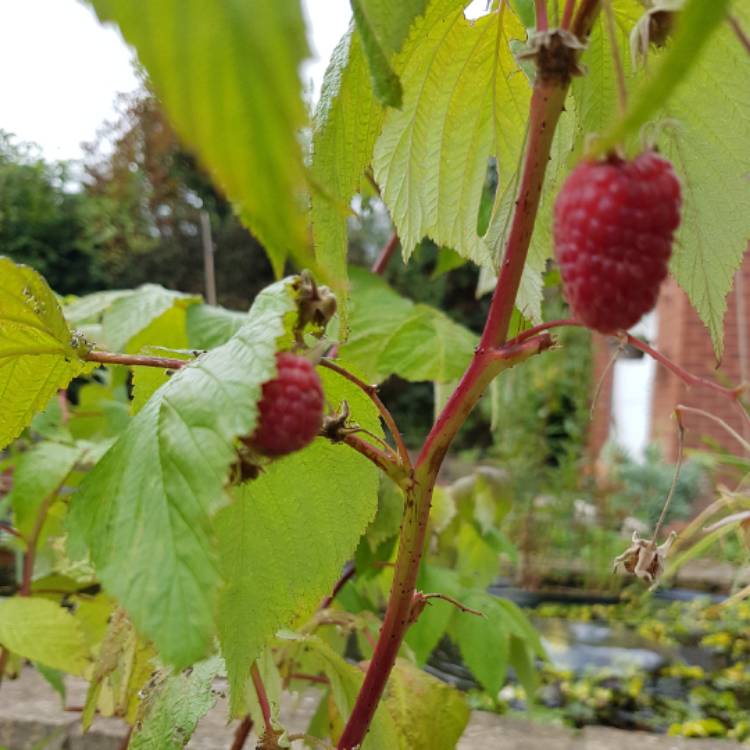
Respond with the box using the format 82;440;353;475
426;587;749;737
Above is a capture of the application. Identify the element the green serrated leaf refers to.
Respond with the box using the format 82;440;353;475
216;438;379;714
661;12;750;357
130;657;221;750
8;441;83;538
186;304;249;350
67;280;298;668
311;27;383;333
0;597;89;675
572;0;642;136
89;0;313;274
384;659;470;749
453;591;511;695
0;257;87;450
350;0;430;107
374;2;530;265
598;0;734;151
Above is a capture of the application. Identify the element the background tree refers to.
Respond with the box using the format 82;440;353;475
0;132;101;294
80;85;276;310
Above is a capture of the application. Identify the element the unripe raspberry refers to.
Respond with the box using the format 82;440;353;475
248;353;324;457
554;151;681;334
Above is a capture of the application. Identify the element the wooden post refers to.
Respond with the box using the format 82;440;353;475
200;209;217;305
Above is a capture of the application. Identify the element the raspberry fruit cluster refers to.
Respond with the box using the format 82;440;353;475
249;352;324;457
553;151;681;334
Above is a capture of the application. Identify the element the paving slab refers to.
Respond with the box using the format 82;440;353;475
583;727;744;750
0;669;746;749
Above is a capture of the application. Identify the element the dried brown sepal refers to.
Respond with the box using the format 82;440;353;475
293;270;337;341
612;530;677;584
320;400;358;443
631;1;681;64
518;29;587;83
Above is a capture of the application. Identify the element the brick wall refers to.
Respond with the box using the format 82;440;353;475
590;247;750;462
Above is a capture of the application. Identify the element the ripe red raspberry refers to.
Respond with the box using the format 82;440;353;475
248;353;324;457
554;151;681;334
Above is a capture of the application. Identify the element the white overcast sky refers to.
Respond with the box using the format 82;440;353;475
0;0;353;162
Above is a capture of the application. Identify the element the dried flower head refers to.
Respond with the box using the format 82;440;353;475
612;530;677;584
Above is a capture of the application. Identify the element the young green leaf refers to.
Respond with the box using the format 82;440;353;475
277;633;400;749
405;565;462;664
0;597;89;675
0;257;88;449
597;0;734;151
129;657;221;750
509;634;539;700
186;304;249;350
216;439;380;714
67;280;297;668
373;2;530;265
63;289;133;327
89;0;313;274
101;285;199;353
661;10;750;356
452;591;511;695
339;268;477;383
384;659;470;749
311;27;383;331
376;303;477;383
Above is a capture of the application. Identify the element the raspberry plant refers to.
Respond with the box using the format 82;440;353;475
0;1;749;749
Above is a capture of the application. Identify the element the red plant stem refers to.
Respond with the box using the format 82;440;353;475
230;717;253;750
20;485;65;596
512;319;747;404
479;83;569;351
118;727;133;750
509;317;581;345
602;0;627;115
535;0;549;31
319;359;411;469
561;0;577;29
0;649;8;688
336;338;554;748
371;231;399;275
338;5;602;745
0;522;24;540
290;672;330;685
250;663;275;740
85;350;190;370
729;15;750;57
320;561;356;610
340;433;409;487
625;334;745;401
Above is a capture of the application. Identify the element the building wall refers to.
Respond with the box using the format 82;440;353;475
651;250;750;461
590;247;750;462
